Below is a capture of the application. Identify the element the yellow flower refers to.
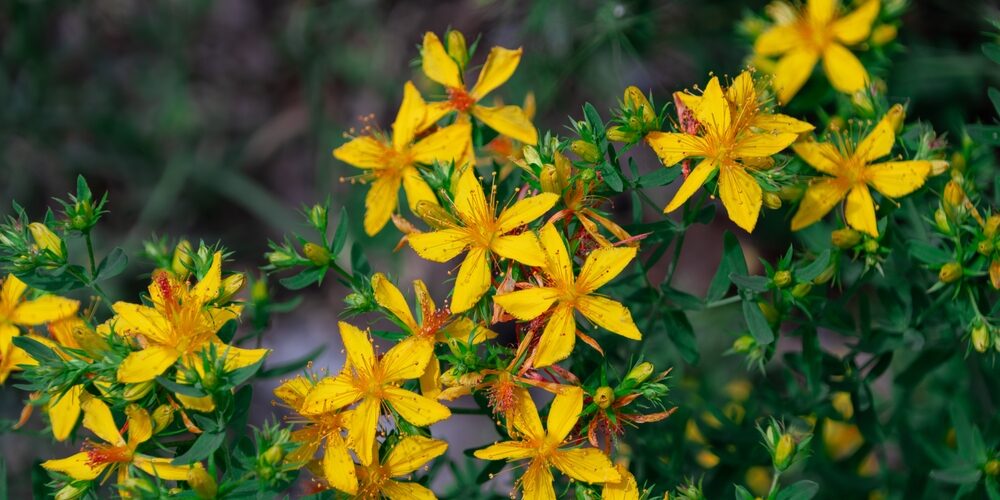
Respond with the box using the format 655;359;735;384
646;76;799;232
0;274;79;383
790;105;931;236
112;252;268;385
474;387;620;500
754;0;881;103
274;375;357;495
351;436;448;499
301;322;450;466
603;464;640;500
371;272;497;397
407;171;558;313
42;396;196;483
494;223;641;368
420;31;538;145
335;81;470;236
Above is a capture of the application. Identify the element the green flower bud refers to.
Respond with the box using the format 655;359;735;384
307;204;327;231
871;24;898;46
152;404;174;433
772;270;792;288
55;483;89;500
758;302;780;326
302;242;330;266
262;445;285;465
188;467;218;499
123;381;155;401
172;240;194;277
732;335;756;353
791;282;812;298
831;228;861;249
251;278;269;303
624;361;655;385
813;262;836;285
29;222;63;258
986;459;1000;477
938;262;962;283
984;215;1000;238
774;434;796;471
863;239;879;254
934;208;951;234
570;140;601;163
446;30;469;70
593;387;615;409
971;324;991;353
978;240;995;256
218;273;245;303
762;192;782;210
607;125;639;143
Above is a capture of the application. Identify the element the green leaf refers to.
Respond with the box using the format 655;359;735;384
332;206;349;257
794;250;831;282
733;485;754;500
94;247;128;282
258;345;326;378
76;175;93;201
226;356;265;386
989;87;1000;117
896;347;953;387
156;376;208;398
742;299;775;344
930;464;982;485
984;42;1000;64
706;232;746;302
663;310;699;364
730;273;770;293
280;267;326;290
216;319;238;343
172;430;226;465
599;163;625;192
636;167;681;188
967;124;1000;146
11;336;59;364
583;102;605;137
351;242;372;276
951;404;988;464
909;242;951;266
776;480;819;500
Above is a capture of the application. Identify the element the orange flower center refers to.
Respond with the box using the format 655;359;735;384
84;441;132;467
447;87;476;112
487;374;518;415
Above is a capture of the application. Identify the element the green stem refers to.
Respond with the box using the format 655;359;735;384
84;231;97;274
705;295;741;309
766;469;782;500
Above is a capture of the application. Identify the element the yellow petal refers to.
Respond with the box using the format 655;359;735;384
664;158;716;213
384;436;448;476
393;81;426;150
450;248;491;313
133;456;193;481
421;32;463;88
808;0;837;26
521;462;556;500
382;480;437;500
845;185;878;236
533;305;577;368
471;104;538;145
437;318;497;344
42;452;107;481
733;132;799;158
551;448;621;483
866;161;931;198
855;108;899;162
126;405;153;447
216;344;269;372
323;434;358;495
333;136;390;169
1;274;27;310
538;223;574;288
792;141;843;175
752;113;815;134
492;232;545;267
419;355;442;398
454;169;489;224
718;164;764;233
339;321;375;378
790;179;850;231
11;295;79;325
385;386;451;426
408;229;470;263
546;387;583;443
274;375;313;409
190;251;222;306
470;46;522;99
726;71;757;107
0;323;16;352
117;346;180;383
832;0;879;45
474;441;537;461
380;337;433;382
413;279;437;316
349;396;381;466
176;393;215;413
575;296;642;340
410;121;471;165
694;76;730;135
364;175;401;236
82;396;124;445
49;384;83;441
497;193;559;233
754;25;799;56
576;247;636;293
512;388;545;442
603;464;640;500
301;372;363;415
419;101;455;132
372;273;417;331
773;48;819;104
111;302;173;344
822;43;868;94
494;287;560;320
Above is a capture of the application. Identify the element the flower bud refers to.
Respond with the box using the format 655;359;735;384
986;459;1000;477
307;204;327;231
732;335;756;353
774;434;796;470
943;180;966;217
265;248;296;268
218;273;245;303
831;228;861;249
772;270;792;288
29;223;63;258
570;140;601;163
950;151;966;173
934;208;951;234
262;444;285;465
762;192;782;210
871;24;898;46
252;278;269;303
119;478;155;495
985;215;1000;238
832;391;854;419
578;167;597;182
188;467;218;499
446;30;468;70
990;259;1000;290
123;381;155;401
152;404;174;433
302;242;330;266
971;324;990;353
540;164;562;194
55;483;89;500
624;86;657;129
172;240;194;277
978;240;995;256
938;262;962;283
850;92;875;116
593;387;615;409
791;282;812;298
863;239;879;254
885;104;906;133
624;361;655;385
758;301;780;325
813;262;836;285
930;160;950;176
607;125;639;143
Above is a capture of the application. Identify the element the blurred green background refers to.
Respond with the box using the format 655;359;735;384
1;0;998;497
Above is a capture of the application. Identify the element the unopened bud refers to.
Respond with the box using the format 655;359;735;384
985;215;1000;238
831;392;854;420
446;30;468;70
986;459;1000;476
262;445;285;465
978;240;995;256
943;181;966;214
990;259;1000;290
938;262;962;283
774;434;796;470
218;274;245;302
624;361;655;385
540;165;562;194
791;282;812;298
762;192;782;210
850;92;875;116
871;24;897;46
29;223;63;258
307;204;328;231
813;262;836;285
172;240;194;277
119;477;155;495
758;301;780;325
188;466;218;499
570;140;601;163
863;239;879;254
934;208;951;234
971;324;990;353
593;387;615;409
624;86;656;128
832;228;862;249
772;270;792;288
152;404;174;433
885;104;905;133
123;381;155;401
55;483;88;500
251;278;269;303
732;335;756;353
607;125;639;143
950;151;967;173
302;242;330;266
